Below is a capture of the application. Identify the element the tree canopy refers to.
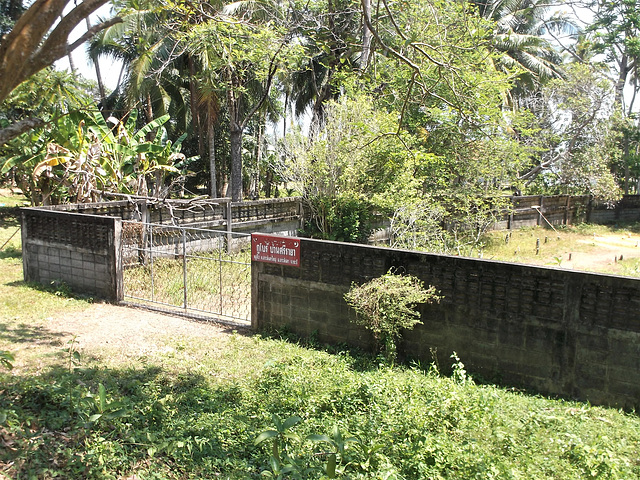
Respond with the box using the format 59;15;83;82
0;0;637;250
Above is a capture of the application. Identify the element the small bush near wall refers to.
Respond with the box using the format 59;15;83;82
345;269;441;363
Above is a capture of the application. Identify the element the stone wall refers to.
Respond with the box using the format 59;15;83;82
252;238;640;409
21;209;122;301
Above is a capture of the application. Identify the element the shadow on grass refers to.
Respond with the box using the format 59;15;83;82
0;245;21;259
5;279;96;302
0;206;22;221
0;361;266;479
0;322;67;346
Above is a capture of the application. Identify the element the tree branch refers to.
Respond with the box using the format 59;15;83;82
0;0;117;103
239;41;285;130
0;117;46;146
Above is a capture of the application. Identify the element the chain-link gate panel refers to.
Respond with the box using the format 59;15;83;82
121;221;251;324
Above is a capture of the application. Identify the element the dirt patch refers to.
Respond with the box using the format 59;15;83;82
559;233;640;272
43;303;241;360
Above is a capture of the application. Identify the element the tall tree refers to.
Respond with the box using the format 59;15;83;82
0;0;120;144
568;0;640;192
469;0;575;104
188;10;300;201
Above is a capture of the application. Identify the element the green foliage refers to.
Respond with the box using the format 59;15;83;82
255;415;366;479
344;270;441;363
302;194;373;243
0;238;639;480
0;349;13;370
2;108;185;204
522;63;623;202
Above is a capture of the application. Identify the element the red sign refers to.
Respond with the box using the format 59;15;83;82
251;233;301;267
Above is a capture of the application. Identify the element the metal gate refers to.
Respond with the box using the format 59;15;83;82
121;221;251;325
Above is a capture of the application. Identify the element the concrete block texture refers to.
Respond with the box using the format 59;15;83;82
254;237;640;409
21;209;123;301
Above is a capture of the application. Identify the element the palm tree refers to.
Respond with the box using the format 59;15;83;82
470;0;577;104
285;0;362;133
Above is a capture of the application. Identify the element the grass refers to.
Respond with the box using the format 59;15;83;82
480;223;640;276
0;188;29;208
1;192;640;478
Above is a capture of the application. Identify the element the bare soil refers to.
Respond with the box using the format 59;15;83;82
552;232;640;272
42;303;239;361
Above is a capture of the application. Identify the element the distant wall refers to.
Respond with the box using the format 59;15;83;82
495;195;640;230
42;196;303;236
33;194;640;244
21;209;122;301
253;238;640;409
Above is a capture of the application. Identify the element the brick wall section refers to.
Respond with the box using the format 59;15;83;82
253;238;640;409
21;209;123;301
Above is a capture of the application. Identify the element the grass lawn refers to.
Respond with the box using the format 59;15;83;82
1;194;639;479
481;223;640;277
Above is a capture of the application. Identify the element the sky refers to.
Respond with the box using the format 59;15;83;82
56;4;122;91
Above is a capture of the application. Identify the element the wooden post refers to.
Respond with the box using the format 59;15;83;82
538;196;544;226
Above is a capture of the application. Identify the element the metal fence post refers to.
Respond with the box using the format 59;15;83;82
182;227;188;310
226;200;233;254
150;225;155;302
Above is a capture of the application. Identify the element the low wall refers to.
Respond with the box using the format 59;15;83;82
21;209;122;301
496;195;640;230
252;238;640;409
41;196;303;236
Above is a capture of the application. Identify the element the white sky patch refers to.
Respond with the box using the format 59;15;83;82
54;3;122;92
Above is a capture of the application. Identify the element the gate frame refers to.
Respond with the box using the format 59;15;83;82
121;220;252;324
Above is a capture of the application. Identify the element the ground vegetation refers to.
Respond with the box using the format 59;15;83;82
0;200;639;478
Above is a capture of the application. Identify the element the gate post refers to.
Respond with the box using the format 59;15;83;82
226;199;233;254
182;227;188;310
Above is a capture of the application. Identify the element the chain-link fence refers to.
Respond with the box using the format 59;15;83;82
121;221;251;324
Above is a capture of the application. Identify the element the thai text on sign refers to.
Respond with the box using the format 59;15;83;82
251;233;301;267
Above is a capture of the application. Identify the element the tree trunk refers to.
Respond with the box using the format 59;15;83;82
228;74;243;202
208;119;217;198
85;17;105;98
188;56;205;164
624;130;630;194
230;125;243;202
615;53;629;112
252;122;264;199
65;15;76;72
361;0;372;72
145;91;154;125
0;0;116;103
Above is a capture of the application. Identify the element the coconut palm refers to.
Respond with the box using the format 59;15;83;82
470;0;578;103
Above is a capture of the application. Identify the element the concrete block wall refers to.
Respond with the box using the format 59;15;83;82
253;238;640;409
21;209;122;301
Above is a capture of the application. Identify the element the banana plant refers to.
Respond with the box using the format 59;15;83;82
2;108;185;204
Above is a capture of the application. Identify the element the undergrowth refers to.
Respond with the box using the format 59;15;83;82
1;195;639;478
1;329;639;479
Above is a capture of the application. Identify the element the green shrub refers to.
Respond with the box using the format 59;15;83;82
302;194;373;243
344;269;441;363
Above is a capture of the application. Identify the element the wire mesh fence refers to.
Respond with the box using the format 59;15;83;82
121;221;251;324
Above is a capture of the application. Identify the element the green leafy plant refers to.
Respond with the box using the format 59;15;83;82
255;415;366;479
255;414;304;478
302;194;374;243
344;269;441;363
0;350;14;370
